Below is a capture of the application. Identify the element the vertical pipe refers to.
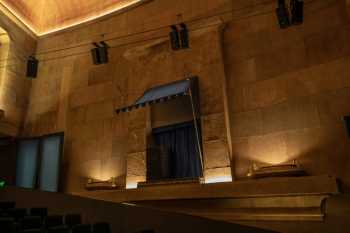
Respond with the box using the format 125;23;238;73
188;88;204;177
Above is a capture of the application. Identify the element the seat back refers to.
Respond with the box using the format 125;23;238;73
47;226;70;233
0;217;16;233
65;214;81;227
0;201;15;210
72;224;92;233
9;208;28;221
93;222;111;233
21;216;42;230
45;215;64;228
30;208;48;220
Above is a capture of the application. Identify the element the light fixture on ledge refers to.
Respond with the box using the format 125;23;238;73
247;160;306;179
85;177;121;191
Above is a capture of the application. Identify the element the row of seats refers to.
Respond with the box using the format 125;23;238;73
0;201;110;233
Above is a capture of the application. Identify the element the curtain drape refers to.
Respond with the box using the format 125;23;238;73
152;121;202;180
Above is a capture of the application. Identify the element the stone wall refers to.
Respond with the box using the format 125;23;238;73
23;0;233;193
225;0;350;190
20;0;350;193
0;6;36;136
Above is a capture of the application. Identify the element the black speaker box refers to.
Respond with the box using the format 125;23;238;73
98;46;109;64
169;25;180;50
276;5;290;29
345;116;350;138
91;47;100;65
26;57;39;78
291;0;304;25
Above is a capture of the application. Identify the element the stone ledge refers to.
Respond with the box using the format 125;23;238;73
76;175;339;203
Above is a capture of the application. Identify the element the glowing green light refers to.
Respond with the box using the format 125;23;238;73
0;180;6;188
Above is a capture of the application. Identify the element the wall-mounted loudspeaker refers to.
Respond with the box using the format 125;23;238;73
91;42;109;65
345;116;350;138
169;25;180;51
276;0;290;29
179;23;189;49
26;56;39;78
291;0;304;25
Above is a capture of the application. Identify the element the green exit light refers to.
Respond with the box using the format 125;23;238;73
0;180;6;188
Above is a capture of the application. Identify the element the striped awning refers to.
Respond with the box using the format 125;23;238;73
116;78;194;114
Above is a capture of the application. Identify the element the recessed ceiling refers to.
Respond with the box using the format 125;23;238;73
0;0;146;36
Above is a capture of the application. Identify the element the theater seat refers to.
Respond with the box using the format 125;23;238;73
21;229;43;233
72;224;92;233
20;216;42;230
45;215;64;228
30;208;48;220
9;208;28;221
47;226;70;233
65;214;81;227
0;217;16;233
0;201;15;210
93;222;111;233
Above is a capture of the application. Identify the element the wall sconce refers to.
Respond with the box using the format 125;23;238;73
204;176;232;184
247;160;306;178
85;177;120;191
126;182;138;189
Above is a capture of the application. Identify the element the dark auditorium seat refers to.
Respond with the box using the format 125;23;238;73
72;224;92;233
65;214;82;227
47;226;70;233
0;201;15;210
30;208;48;220
22;229;43;233
93;222;111;233
20;216;42;230
0;217;16;233
9;208;28;221
45;215;64;228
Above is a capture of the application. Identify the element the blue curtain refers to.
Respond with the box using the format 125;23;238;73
153;121;202;179
16;139;40;189
39;134;63;192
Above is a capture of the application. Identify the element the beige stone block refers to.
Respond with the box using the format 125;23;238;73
261;97;320;134
231;110;263;138
204;167;232;183
126;152;146;177
305;26;350;66
301;1;348;37
247;131;289;166
227;58;257;85
202;113;227;142
228;87;245;113
88;64;114;86
127;108;147;130
316;88;350;126
242;77;288;111
255;41;307;81
127;128;146;153
100;156;126;181
203;140;231;170
86;100;114;122
69;106;87;125
112;117;128;137
69;82;114;108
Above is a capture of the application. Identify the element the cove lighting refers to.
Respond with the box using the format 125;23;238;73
205;176;232;184
0;0;148;36
126;182;138;189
